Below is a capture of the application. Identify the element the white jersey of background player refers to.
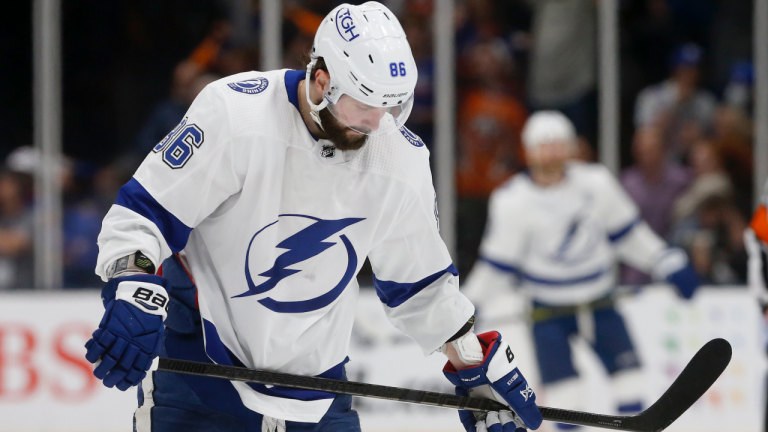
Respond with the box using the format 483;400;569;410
84;3;542;432
463;111;698;426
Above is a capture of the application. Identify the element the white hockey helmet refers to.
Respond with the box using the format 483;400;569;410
306;2;418;136
521;111;577;150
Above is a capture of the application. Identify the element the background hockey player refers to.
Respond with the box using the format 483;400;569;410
83;2;542;431
744;181;768;432
462;111;700;430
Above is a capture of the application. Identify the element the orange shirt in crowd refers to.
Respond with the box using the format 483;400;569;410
456;89;528;199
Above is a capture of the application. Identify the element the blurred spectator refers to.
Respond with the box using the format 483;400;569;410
5;146;37;207
634;43;717;161
134;62;220;155
671;196;747;284
525;0;597;146
401;13;435;148
455;0;507;47
216;46;259;77
722;61;754;112
0;172;33;289
58;158;98;288
713;104;753;208
673;139;732;221
456;40;527;199
622;126;692;237
62;156;136;288
188;21;233;71
621;126;691;283
455;39;528;274
282;0;334;70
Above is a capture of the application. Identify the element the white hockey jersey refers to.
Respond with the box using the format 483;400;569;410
95;69;474;422
464;162;671;306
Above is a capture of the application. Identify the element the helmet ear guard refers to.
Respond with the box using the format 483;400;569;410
305;59;329;130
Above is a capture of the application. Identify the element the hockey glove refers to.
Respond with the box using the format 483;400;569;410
653;248;699;299
84;274;170;391
444;331;542;431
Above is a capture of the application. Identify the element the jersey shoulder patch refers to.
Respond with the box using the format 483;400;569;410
227;77;269;95
399;126;425;147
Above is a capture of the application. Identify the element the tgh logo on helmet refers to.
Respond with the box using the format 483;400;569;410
335;8;360;42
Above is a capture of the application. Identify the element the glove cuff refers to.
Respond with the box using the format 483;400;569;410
441;329;484;366
443;331;518;388
115;280;169;320
651;248;688;280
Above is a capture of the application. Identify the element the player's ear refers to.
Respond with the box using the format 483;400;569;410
313;69;330;94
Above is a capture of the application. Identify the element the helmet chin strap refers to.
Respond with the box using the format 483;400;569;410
305;60;329;131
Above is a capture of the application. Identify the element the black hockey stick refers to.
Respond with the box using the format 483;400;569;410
157;338;731;432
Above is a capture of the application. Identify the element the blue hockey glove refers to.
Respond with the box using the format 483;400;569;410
84;274;170;391
666;263;699;299
444;331;542;431
653;248;699;299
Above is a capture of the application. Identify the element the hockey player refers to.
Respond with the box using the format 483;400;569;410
463;111;699;430
744;181;768;432
83;3;541;432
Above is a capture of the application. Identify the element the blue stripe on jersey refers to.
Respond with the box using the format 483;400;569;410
479;256;522;275
480;256;606;286
607;217;640;243
522;268;607;285
284;70;318;141
115;178;193;253
373;264;459;308
202;318;345;401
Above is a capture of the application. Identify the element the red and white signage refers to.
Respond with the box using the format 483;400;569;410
0;292;135;432
0;287;764;432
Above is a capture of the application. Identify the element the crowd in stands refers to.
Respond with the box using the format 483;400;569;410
0;0;757;288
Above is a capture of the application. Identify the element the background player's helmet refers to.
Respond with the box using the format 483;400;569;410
521;111;577;150
306;2;418;136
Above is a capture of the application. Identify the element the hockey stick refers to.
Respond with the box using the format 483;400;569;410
157;338;731;432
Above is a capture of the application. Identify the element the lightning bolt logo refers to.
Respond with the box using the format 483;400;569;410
233;214;364;313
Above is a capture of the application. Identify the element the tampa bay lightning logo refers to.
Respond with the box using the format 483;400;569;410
227;77;269;95
400;126;424;147
233;214;365;313
547;195;599;266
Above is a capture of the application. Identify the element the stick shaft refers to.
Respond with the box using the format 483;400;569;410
158;358;507;412
157;338;730;432
157;358;633;429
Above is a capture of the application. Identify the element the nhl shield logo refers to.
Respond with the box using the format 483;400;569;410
321;144;336;158
227;77;269;95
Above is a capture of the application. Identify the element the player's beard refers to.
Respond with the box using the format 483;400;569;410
318;108;369;151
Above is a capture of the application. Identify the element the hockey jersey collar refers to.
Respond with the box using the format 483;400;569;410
285;69;319;142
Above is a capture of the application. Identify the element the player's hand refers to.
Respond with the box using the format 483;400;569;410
654;248;699;300
444;331;542;431
84;274;170;391
666;262;699;299
455;387;528;431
